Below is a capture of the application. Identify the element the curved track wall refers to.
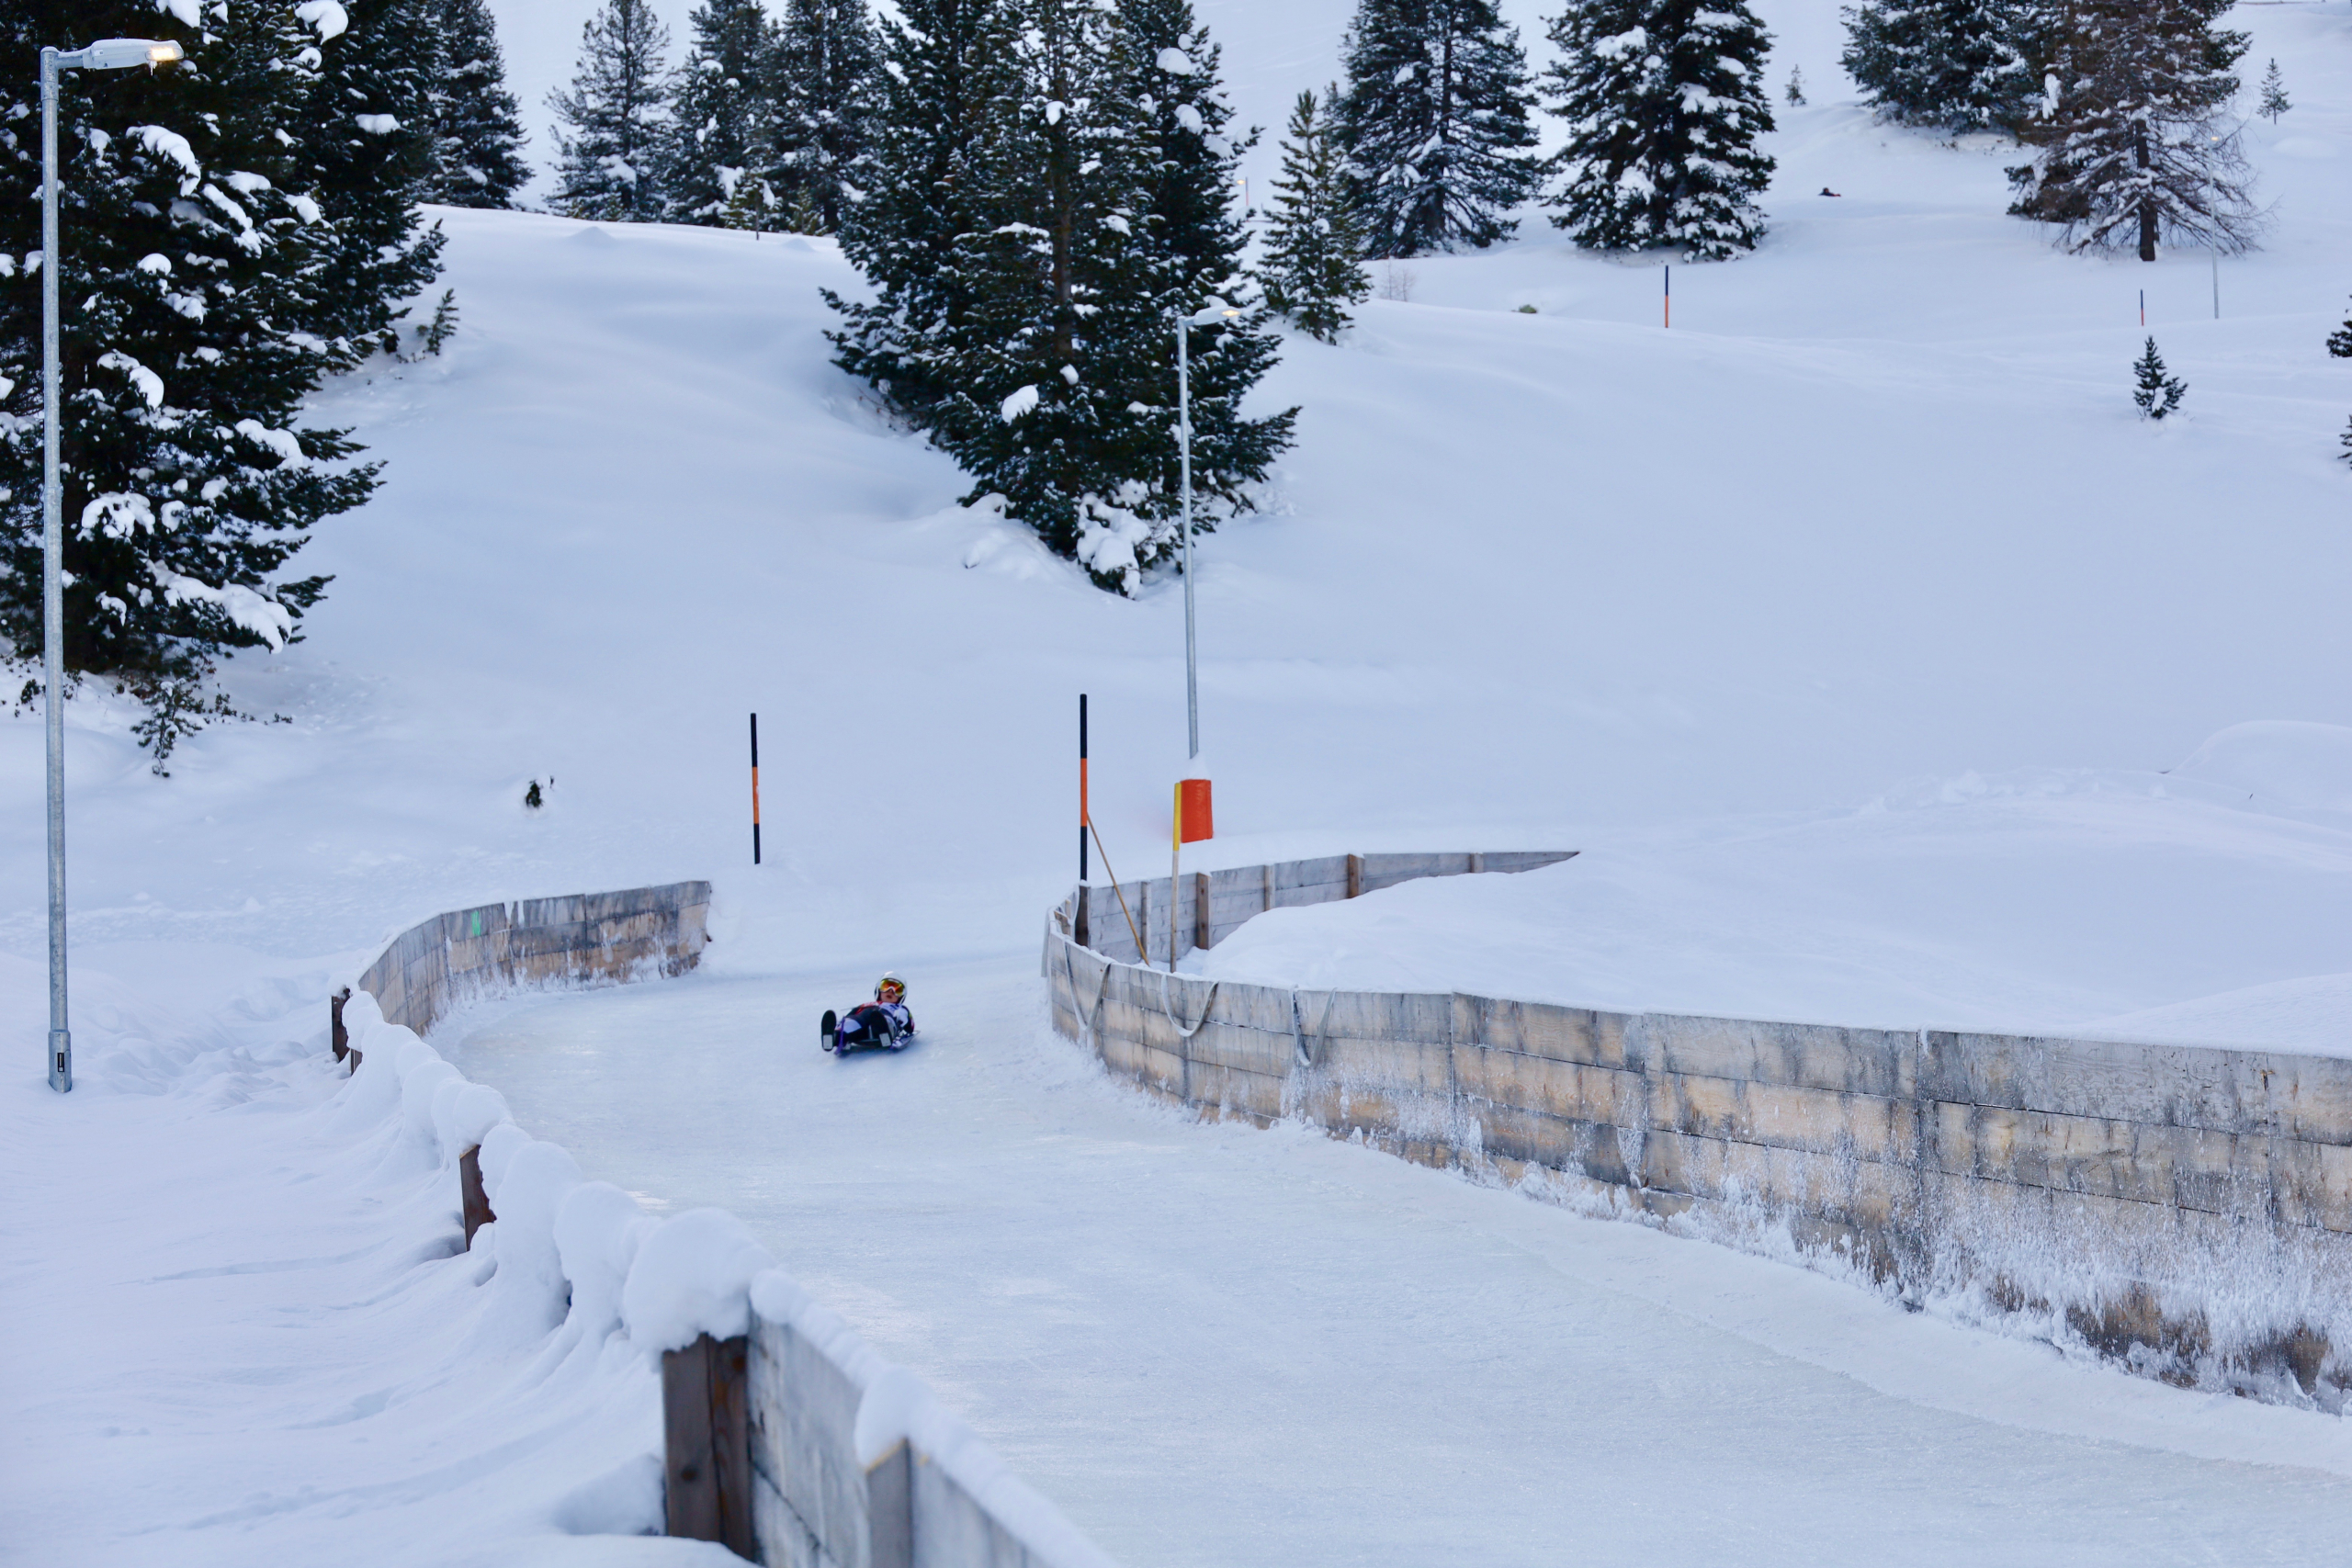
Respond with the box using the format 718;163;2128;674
355;879;712;1037
1044;854;2352;1410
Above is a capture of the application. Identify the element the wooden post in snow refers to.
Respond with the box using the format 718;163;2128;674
663;1333;753;1557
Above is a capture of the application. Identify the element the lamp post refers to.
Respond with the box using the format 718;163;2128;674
1174;301;1238;763
40;36;183;1093
1170;302;1237;971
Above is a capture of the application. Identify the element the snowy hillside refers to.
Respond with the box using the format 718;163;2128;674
14;0;2352;1562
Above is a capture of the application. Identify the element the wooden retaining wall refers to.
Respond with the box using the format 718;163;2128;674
355;880;713;1037
1043;855;2352;1410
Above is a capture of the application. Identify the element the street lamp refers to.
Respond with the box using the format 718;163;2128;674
1175;300;1238;763
1168;301;1238;970
40;36;184;1093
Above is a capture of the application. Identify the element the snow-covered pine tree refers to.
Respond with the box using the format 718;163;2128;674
424;0;531;207
1257;88;1371;341
288;0;450;356
2132;336;2186;418
2257;58;2289;122
933;0;1174;582
1840;0;2033;130
2007;0;2257;260
2339;415;2352;470
662;0;782;226
772;0;882;233
2329;301;2352;359
1785;65;1806;105
1332;0;1544;256
1540;0;1778;259
549;0;673;221
1114;0;1288;537
825;0;1020;429
0;0;380;763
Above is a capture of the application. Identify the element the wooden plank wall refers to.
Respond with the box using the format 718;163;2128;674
355;879;713;1037
1042;852;2352;1411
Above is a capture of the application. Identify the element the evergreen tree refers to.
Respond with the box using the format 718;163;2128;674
549;0;673;221
2328;300;2352;360
2132;336;2186;418
425;0;531;207
826;0;1018;429
2257;58;2289;122
2007;0;2257;260
1540;0;1777;259
1840;0;2033;130
1785;65;1806;106
772;0;883;233
1115;0;1287;545
1258;88;1370;341
290;0;450;355
1332;0;1543;256
0;1;390;763
662;0;781;225
2339;415;2352;470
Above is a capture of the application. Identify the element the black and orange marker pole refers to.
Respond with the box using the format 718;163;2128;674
1663;264;1670;329
750;713;762;865
1075;694;1090;947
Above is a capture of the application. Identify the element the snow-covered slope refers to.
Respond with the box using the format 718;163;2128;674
15;3;2352;1562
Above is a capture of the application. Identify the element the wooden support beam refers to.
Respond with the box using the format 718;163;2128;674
663;1333;753;1559
1194;872;1212;952
866;1440;914;1568
331;987;350;1062
1346;854;1363;899
458;1145;496;1247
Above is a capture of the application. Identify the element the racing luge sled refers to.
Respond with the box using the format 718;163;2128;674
822;973;915;1055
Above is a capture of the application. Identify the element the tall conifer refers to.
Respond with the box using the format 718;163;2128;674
1333;0;1543;256
1258;89;1370;342
826;0;1017;428
663;0;782;225
1841;0;2034;131
549;0;673;222
291;0;448;353
2007;0;2258;259
425;0;531;207
0;0;398;761
1540;0;1777;259
772;0;883;232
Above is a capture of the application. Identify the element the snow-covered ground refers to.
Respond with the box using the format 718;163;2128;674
1185;722;2352;1050
13;0;2352;1560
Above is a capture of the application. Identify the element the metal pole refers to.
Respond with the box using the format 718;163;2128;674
1177;318;1197;761
749;713;761;865
40;45;71;1093
2211;254;2219;321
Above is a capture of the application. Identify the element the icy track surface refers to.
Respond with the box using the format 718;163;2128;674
447;964;2352;1568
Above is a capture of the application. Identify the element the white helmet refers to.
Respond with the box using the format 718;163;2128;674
876;972;906;1002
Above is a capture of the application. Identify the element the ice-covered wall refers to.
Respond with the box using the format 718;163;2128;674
354;880;712;1037
1045;862;2352;1411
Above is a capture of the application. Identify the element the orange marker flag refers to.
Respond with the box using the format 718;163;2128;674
1176;777;1213;844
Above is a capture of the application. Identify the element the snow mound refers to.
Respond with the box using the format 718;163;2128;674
2083;973;2352;1056
2172;721;2352;814
621;1206;776;1354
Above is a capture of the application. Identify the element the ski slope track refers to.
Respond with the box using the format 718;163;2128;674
13;0;2352;1562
